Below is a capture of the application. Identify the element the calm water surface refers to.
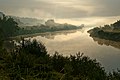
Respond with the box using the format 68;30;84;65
29;27;120;72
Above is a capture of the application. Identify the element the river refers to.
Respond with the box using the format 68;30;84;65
27;27;120;72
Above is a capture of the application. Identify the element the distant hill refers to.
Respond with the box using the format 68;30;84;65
0;11;45;27
8;16;45;27
45;19;83;29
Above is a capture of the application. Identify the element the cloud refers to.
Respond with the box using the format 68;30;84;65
0;0;120;19
90;0;120;17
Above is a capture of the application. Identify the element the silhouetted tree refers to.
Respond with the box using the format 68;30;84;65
19;38;47;57
0;13;18;37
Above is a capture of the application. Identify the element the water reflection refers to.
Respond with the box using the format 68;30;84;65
92;37;120;49
30;28;89;56
30;28;120;72
39;29;84;40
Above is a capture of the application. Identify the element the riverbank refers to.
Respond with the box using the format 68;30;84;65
88;20;120;42
10;29;82;40
88;27;120;42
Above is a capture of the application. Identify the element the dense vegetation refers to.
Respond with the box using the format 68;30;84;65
0;12;19;38
88;20;120;41
17;19;82;35
17;24;81;36
0;39;104;80
0;38;120;80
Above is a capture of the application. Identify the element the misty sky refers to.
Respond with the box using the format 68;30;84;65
0;0;120;26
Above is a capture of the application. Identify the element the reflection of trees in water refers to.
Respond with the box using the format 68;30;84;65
39;30;80;39
92;37;120;49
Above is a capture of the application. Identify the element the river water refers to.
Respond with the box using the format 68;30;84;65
28;27;120;72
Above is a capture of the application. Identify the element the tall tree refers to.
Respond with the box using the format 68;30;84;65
0;12;18;37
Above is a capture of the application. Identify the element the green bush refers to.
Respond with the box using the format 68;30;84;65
0;39;119;80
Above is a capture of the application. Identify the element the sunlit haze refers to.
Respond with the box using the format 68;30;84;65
0;0;120;26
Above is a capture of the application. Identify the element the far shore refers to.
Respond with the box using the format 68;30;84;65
10;29;82;40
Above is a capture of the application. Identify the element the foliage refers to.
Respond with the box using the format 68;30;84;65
0;13;19;37
17;24;81;36
112;20;120;30
0;39;119;80
88;20;120;41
